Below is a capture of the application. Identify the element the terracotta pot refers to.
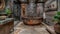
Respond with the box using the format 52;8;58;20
22;17;43;25
54;23;60;34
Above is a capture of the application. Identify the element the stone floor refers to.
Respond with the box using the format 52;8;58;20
11;22;50;34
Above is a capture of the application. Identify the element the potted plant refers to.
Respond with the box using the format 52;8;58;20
54;11;60;34
5;8;12;18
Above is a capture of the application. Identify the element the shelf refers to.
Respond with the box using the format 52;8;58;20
0;18;14;25
0;13;6;14
45;8;57;12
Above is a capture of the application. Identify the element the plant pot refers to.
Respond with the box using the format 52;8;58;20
22;17;43;26
54;23;60;34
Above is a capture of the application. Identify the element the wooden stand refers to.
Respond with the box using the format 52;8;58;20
0;20;14;34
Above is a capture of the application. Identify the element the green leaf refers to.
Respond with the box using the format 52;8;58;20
57;11;60;15
5;8;11;15
54;15;58;19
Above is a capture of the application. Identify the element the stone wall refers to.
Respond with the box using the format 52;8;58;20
44;0;57;25
58;0;60;11
0;0;13;14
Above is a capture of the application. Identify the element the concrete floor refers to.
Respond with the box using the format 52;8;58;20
11;22;50;34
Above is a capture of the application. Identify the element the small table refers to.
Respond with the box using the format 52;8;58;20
0;18;14;34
